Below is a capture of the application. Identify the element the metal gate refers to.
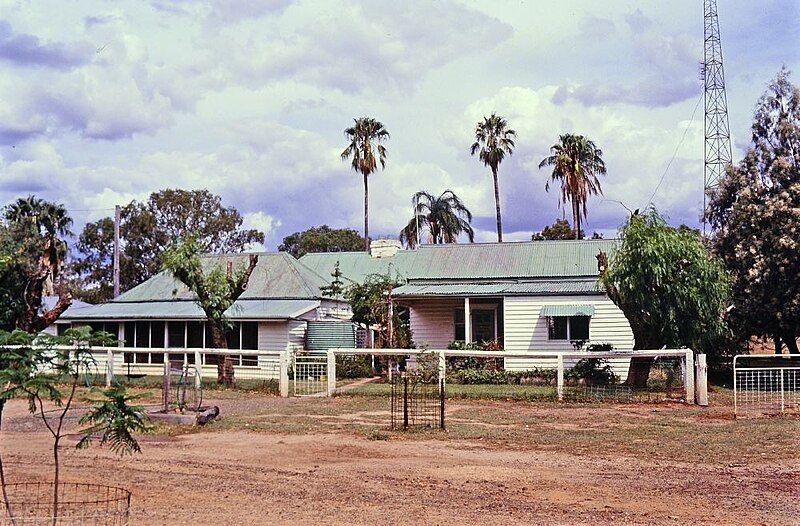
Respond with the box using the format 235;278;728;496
734;354;800;417
293;353;328;396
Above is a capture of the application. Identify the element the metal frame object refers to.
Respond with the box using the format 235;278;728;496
733;354;800;418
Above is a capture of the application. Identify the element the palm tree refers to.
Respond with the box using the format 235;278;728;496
539;134;606;240
4;196;74;331
470;114;516;242
341;117;390;251
399;190;474;248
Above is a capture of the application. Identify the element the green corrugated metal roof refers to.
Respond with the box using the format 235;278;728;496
539;304;595;317
300;251;412;283
61;299;320;320
301;239;615;282
115;252;332;302
393;279;602;297
306;321;356;351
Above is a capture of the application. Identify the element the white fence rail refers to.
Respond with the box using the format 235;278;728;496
327;348;699;403
734;354;800;417
44;346;292;397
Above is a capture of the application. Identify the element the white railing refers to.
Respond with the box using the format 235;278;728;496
733;354;800;417
326;348;699;403
44;346;292;397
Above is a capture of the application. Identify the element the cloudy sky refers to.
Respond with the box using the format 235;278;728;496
0;0;798;248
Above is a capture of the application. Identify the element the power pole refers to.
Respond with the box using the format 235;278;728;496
702;0;732;232
113;205;121;298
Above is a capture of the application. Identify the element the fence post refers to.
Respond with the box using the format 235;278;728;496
780;368;785;413
556;354;564;401
279;350;289;398
194;349;202;389
684;349;695;404
695;353;708;406
733;355;738;417
438;350;446;386
326;349;336;397
106;348;114;387
162;359;170;412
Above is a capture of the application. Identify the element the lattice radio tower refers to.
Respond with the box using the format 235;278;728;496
701;0;732;231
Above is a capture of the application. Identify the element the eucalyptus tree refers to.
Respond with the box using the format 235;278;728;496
470;114;516;242
707;67;800;354
399;190;474;248
539;134;606;239
161;234;258;384
341;117;390;250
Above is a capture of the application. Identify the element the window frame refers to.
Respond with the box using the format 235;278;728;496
547;315;591;341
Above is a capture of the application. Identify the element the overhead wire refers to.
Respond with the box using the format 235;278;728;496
643;92;704;210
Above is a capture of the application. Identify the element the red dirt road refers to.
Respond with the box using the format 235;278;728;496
1;398;797;525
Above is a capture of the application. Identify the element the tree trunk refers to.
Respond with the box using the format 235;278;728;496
572;201;580;240
774;334;783;355
492;167;503;242
208;321;234;385
363;173;370;251
783;334;799;354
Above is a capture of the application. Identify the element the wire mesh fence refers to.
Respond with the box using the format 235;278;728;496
0;482;131;525
390;375;443;430
328;348;695;405
734;354;800;418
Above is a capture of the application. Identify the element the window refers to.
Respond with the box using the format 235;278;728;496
56;323;70;336
150;321;165;347
241;322;258;350
226;322;241;349
135;322;150;348
187;321;205;348
124;322;135;347
547;316;590;341
453;310;465;341
168;322;186;348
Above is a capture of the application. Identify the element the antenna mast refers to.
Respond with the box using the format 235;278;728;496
701;0;732;232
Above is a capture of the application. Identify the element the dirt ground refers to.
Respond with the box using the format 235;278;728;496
1;392;798;526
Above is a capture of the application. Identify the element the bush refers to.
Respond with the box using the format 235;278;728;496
568;358;617;386
447;367;557;386
335;356;373;379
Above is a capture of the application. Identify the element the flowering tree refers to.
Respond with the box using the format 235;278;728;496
707;68;800;354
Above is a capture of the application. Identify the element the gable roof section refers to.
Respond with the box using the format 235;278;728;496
300;239;615;282
115;252;330;302
63;252;334;321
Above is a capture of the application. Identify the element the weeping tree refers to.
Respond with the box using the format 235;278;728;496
161;234;258;384
399;190;474;248
597;209;729;386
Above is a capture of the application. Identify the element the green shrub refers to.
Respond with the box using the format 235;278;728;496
568;358;617;386
336;356;373;379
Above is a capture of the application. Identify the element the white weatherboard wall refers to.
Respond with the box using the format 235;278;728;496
503;295;634;378
408;298;461;349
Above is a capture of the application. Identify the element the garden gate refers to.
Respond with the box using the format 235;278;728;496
733;354;800;417
293;352;328;396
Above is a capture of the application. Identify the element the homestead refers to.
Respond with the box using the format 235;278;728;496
301;239;636;375
60;252;352;375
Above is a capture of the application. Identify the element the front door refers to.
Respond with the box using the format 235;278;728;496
471;309;496;343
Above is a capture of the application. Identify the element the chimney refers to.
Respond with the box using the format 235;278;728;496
369;239;401;258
